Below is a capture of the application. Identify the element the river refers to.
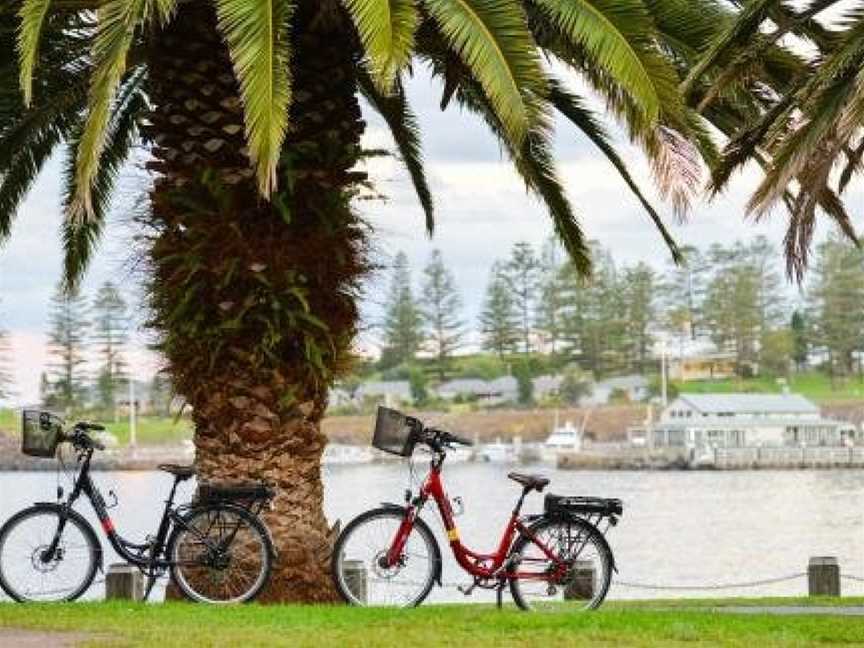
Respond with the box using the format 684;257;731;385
1;463;862;603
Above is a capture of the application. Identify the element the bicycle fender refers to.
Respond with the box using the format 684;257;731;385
31;502;104;573
377;503;443;587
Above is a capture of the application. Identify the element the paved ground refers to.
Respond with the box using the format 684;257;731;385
0;629;97;646
716;606;864;616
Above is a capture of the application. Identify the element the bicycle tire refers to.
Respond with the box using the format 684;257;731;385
331;507;441;607
167;503;274;604
0;504;101;602
509;516;613;612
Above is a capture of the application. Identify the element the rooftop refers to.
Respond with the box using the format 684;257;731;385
674;393;819;415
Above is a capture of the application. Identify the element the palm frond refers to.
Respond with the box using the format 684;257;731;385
534;0;661;122
680;0;777;99
422;0;546;147
548;80;681;262
70;0;150;220
215;0;294;197
449;73;590;274
344;0;419;92
17;0;53;106
62;70;146;287
358;70;434;234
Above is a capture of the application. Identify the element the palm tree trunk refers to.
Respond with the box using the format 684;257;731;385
143;3;366;602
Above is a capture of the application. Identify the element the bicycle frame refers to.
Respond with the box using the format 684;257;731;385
45;449;195;572
385;456;567;583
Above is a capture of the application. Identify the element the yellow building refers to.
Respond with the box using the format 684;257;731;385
669;352;738;382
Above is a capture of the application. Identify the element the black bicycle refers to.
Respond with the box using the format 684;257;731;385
0;410;276;603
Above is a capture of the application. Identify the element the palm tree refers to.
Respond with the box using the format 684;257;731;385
2;0;753;601
682;0;864;279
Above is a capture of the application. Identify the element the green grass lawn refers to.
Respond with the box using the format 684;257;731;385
675;371;864;403
0;600;862;647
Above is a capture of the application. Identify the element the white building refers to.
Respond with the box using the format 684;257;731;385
650;393;859;449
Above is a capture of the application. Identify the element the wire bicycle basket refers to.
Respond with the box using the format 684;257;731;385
21;409;65;458
371;407;418;457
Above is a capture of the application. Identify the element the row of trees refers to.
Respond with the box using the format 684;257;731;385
380;235;864;381
40;281;129;413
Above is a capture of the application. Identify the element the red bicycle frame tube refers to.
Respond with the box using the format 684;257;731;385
385;464;566;581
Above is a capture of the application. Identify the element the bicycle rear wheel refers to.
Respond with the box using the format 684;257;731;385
509;516;613;612
0;505;100;602
331;507;440;607
168;504;273;604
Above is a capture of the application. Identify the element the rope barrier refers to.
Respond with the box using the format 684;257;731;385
612;573;808;591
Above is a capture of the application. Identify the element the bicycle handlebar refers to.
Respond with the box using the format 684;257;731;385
64;423;106;451
421;426;473;450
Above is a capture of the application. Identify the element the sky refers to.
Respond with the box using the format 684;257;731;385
1;65;862;405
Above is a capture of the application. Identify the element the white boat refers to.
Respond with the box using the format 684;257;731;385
540;413;587;463
477;437;517;463
323;443;374;465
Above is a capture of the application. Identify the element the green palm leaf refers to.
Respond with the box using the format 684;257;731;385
69;0;149;220
17;0;53;106
533;0;661;122
62;70;146;287
358;70;435;234
215;0;294;197
548;80;681;263
344;0;419;92
422;0;545;147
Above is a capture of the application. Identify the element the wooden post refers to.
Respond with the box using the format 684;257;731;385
808;556;840;597
564;560;595;600
105;563;144;601
343;559;367;603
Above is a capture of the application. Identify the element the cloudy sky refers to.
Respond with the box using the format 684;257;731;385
1;66;860;405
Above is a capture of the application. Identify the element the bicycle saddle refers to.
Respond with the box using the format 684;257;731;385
507;472;550;492
158;463;196;480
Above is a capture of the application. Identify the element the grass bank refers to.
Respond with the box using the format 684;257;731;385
0;600;862;647
676;371;864;403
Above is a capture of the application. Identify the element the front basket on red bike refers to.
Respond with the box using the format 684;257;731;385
371;407;418;457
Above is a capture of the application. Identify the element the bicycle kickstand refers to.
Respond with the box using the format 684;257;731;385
495;578;505;610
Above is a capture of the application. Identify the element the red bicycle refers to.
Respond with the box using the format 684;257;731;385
331;407;622;611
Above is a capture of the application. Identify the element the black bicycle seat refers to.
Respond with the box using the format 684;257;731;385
507;472;550;492
158;464;196;480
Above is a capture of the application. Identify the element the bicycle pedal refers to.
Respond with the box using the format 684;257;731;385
457;583;477;596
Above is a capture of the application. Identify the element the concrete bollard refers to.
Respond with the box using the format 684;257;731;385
105;563;144;601
343;559;367;603
808;556;840;597
564;560;595;600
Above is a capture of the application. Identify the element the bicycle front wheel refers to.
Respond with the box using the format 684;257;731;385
509;516;613;612
332;507;440;607
0;505;100;602
168;504;273;604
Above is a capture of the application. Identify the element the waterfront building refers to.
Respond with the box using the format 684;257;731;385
648;393;859;449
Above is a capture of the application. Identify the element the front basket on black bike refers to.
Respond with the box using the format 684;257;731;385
20;409;64;458
371;407;418;457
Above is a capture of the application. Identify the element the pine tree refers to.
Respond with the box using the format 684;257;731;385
622;263;656;373
380;252;422;368
535;238;566;354
46;284;90;412
659;245;708;339
806;236;864;380
791;310;809;372
505;242;540;354
419;250;464;381
479;262;518;357
92;281;129;415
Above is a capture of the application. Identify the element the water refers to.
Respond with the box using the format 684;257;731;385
1;463;862;602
